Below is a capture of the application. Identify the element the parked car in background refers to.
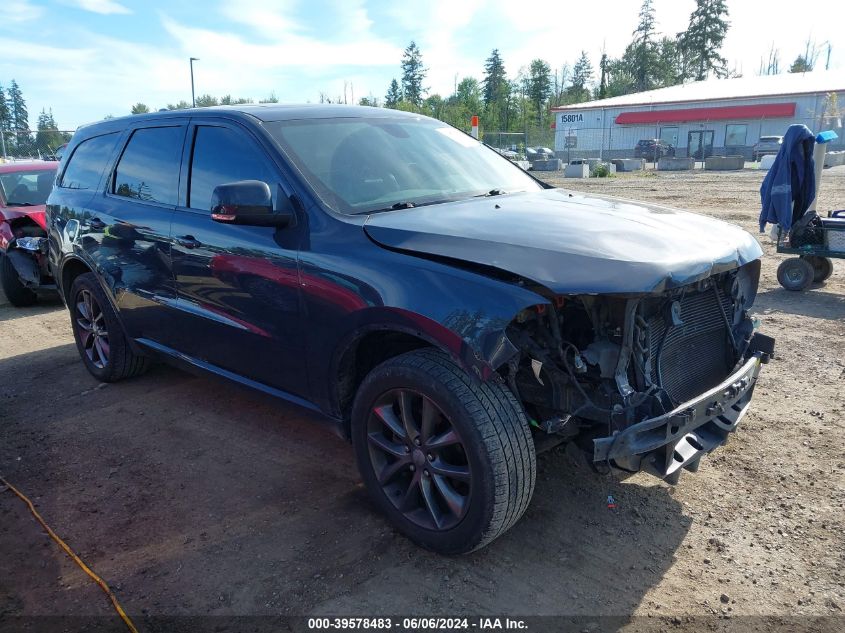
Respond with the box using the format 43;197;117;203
0;161;58;305
752;135;783;161
634;139;675;161
48;105;773;554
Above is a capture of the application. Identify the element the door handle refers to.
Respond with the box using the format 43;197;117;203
89;218;106;230
175;235;201;249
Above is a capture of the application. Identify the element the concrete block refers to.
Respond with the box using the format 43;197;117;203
759;155;777;171
705;155;745;170
514;160;531;171
824;151;845;168
531;158;563;171
564;163;590;178
657;156;694;171
611;158;645;172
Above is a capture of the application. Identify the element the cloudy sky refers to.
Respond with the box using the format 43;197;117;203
2;0;844;130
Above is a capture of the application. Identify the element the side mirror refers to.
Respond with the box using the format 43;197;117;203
210;180;295;227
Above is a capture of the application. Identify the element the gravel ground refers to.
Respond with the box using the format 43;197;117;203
1;166;843;632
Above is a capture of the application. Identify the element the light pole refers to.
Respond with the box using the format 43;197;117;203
190;57;199;107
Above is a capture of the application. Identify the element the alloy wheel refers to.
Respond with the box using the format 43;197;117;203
75;289;109;369
367;389;471;531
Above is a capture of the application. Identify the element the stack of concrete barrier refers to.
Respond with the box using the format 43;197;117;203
531;158;563;171
564;162;590;178
759;155;777;170
704;155;745;171
611;159;645;172
824;151;845;168
657;156;694;171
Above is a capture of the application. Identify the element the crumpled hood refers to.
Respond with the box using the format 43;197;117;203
0;206;47;230
364;189;762;294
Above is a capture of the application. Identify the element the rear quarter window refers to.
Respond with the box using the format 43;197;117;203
59;133;119;190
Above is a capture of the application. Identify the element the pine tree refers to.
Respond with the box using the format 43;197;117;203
527;59;552;128
384;79;402;109
7;80;29;142
481;49;508;107
567;51;593;103
482;49;509;131
788;55;812;73
628;0;660;91
400;41;426;107
679;0;730;81
0;84;11;145
131;102;150;114
36;108;65;152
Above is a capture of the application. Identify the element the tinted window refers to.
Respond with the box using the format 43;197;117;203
189;126;276;211
60;133;119;190
113;127;183;205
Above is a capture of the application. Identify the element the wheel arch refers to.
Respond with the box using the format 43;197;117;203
330;310;516;431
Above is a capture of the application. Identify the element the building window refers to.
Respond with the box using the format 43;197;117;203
659;126;678;147
725;124;748;147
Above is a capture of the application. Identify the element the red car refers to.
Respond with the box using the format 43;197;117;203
0;161;58;306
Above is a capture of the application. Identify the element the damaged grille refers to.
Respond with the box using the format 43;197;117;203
648;288;734;404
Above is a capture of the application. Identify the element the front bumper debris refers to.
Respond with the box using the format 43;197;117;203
593;352;766;480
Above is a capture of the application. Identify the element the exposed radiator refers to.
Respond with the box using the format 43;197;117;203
649;289;733;404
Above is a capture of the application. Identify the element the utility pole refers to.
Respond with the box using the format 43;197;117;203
190;57;199;107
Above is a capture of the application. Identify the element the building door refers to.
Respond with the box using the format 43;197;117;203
687;130;714;159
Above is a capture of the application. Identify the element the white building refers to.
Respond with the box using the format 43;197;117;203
551;71;845;160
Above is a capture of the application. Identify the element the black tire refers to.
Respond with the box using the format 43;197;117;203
777;257;814;291
351;349;535;554
69;272;150;382
0;253;37;307
802;255;833;283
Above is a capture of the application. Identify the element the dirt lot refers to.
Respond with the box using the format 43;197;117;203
1;167;843;632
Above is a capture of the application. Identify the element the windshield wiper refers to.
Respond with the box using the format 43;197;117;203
363;201;417;214
475;189;507;197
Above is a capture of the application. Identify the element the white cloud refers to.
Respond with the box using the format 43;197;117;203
219;0;302;39
64;0;132;15
0;0;43;23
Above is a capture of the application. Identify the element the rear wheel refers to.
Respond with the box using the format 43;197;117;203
69;273;150;382
777;257;814;291
0;253;37;307
802;255;833;283
351;349;535;554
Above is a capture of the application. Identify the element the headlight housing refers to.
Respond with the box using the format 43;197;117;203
16;236;47;253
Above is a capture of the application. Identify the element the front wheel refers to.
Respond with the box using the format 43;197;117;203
351;349;535;554
0;253;37;307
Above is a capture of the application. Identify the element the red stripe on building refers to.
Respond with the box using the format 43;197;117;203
615;102;796;124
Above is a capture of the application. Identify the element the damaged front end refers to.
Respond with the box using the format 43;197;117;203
0;214;55;295
503;260;774;482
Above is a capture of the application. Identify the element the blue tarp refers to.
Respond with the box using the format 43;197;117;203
758;124;816;232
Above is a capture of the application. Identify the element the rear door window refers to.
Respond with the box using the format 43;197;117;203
187;125;277;212
113;127;183;205
59;133;119;190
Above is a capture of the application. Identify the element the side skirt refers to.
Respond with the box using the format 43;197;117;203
134;337;347;439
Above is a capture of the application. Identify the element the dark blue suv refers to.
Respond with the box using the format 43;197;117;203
47;105;773;553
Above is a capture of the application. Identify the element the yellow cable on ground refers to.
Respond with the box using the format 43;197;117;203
1;475;139;633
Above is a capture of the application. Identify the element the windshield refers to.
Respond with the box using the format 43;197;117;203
0;169;56;206
265;116;543;215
